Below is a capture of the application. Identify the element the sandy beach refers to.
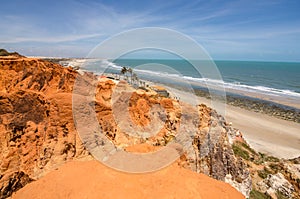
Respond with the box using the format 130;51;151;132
225;104;300;159
162;85;300;159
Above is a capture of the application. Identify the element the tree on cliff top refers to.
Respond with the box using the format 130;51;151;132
0;49;24;57
0;49;10;56
120;66;128;80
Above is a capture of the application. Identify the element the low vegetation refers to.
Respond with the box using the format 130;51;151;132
250;189;271;199
232;141;280;166
0;49;23;57
276;191;289;199
231;141;300;198
232;142;250;160
257;167;272;179
0;49;10;56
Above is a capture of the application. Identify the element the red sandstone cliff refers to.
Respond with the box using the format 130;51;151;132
0;57;91;198
0;56;248;198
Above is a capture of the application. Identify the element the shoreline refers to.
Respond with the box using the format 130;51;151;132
195;87;300;123
141;78;299;123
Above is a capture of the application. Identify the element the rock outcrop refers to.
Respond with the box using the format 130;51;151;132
0;56;250;198
0;57;91;198
264;173;294;198
254;161;300;198
178;104;251;197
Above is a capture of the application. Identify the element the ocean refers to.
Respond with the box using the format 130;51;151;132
80;59;300;105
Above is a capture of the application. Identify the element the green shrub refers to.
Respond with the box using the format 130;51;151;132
255;153;280;165
276;191;288;199
258;167;272;179
232;143;250;160
250;189;271;199
265;156;280;162
0;49;9;56
239;141;257;155
269;163;283;172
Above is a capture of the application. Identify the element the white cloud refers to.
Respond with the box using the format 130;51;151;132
0;2;159;44
1;33;103;43
1;0;299;60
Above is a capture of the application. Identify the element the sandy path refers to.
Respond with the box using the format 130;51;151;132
164;86;300;159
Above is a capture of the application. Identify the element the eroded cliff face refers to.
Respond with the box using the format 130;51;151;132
0;57;250;198
0;57;91;198
69;63;251;196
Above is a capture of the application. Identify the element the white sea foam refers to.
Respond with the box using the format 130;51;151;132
182;76;300;98
101;60;123;69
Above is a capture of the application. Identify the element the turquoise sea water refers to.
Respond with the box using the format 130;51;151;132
82;59;300;100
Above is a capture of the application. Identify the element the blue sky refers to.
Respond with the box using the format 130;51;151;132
0;0;300;61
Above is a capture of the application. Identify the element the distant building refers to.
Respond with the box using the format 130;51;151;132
152;85;169;97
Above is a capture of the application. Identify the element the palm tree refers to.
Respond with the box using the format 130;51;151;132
140;80;145;88
139;81;145;87
132;73;138;87
127;68;133;84
121;66;127;80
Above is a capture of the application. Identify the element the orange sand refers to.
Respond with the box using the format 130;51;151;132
12;160;244;199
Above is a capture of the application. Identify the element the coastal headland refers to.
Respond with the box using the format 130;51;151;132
0;55;299;199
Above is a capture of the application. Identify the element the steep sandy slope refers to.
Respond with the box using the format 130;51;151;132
12;160;244;199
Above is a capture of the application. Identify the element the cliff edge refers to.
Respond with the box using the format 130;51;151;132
0;55;250;198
